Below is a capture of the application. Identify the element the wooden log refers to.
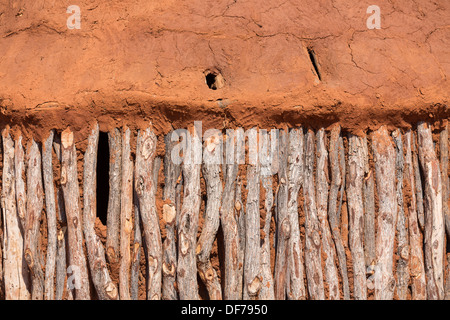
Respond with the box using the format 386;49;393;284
259;130;275;300
346;134;367;300
1;130;30;300
274;129;290;300
285;128;306;300
197;134;222;300
243;160;261;300
135;127;163;300
177;127;201;300
412;132;425;230
24;139;45;299
83;124;118;300
106;128;121;267
162;133;181;300
61;128;90;299
220;129;241;299
405;130;427;300
362;136;376;275
316;129;339;299
392;130;410;300
14;135;27;231
440;125;449;237
43;131;57;300
417;122;445;300
372;126;397;300
303;129;325;300
119;127;133;300
327;126;350;300
131;188;142;300
236;176;245;299
338;136;348;247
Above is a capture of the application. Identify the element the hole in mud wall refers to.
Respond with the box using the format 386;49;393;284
96;131;110;225
205;71;225;90
307;47;321;81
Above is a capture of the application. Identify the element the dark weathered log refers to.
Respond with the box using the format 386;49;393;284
43;131;57;300
417;122;445;300
286;128;306;300
405;130;427;300
338;136;348;247
327;125;350;300
14;135;27;231
259;129;274;300
347;134;367;300
440;125;449;237
120;127;133;300
61;128;90;299
274;129;289;300
362;136;376;276
24;140;45;300
393;130;410;300
412;132;425;230
236;176;245;299
106;128;122;267
131;187;142;301
83;124;118;300
303;129;325;300
177;127;201;300
220;129;241;300
197;134;222;300
162;133;180;300
135;127;163;300
1;130;30;299
316;129;339;300
372;126;397;300
244;160;261;300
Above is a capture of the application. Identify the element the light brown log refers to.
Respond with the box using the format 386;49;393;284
303;129;325;300
131;188;142;301
316;129;340;300
405;130;427;300
362;136;376;273
372;126;397;300
392;129;410;300
162;133;180;300
243;160;261;300
285;128;306;300
220;129;241;299
14;135;26;231
338;136;348;247
440;125;449;237
61;128;90;299
417;122;445;300
177;127;201;300
274;129;290;300
327;125;350;300
1;130;30;300
106;128;121;267
43;131;57;300
83;124;118;300
197;133;222;300
412;132;425;230
135;127;163;300
24;139;45;299
236;176;245;299
347;134;367;300
259;130;275;300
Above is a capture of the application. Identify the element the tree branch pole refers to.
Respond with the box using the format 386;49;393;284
14;135;26;231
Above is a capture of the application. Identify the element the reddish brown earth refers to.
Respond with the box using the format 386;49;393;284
0;0;449;145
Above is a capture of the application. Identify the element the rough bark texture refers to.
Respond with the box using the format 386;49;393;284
1;130;30;300
43;131;57;300
14;135;26;232
162;133;180;300
61;128;90;300
440;125;449;238
316;129;339;300
372;126;397;300
83;124;118;300
197;134;222;300
24;140;44;300
412;132;426;231
417;122;445;300
274;129;290;300
106;128;122;267
405;130;427;300
135;128;163;300
131;188;142;301
327;125;350;300
286;128;306;300
303;129;325;300
392;130;410;300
